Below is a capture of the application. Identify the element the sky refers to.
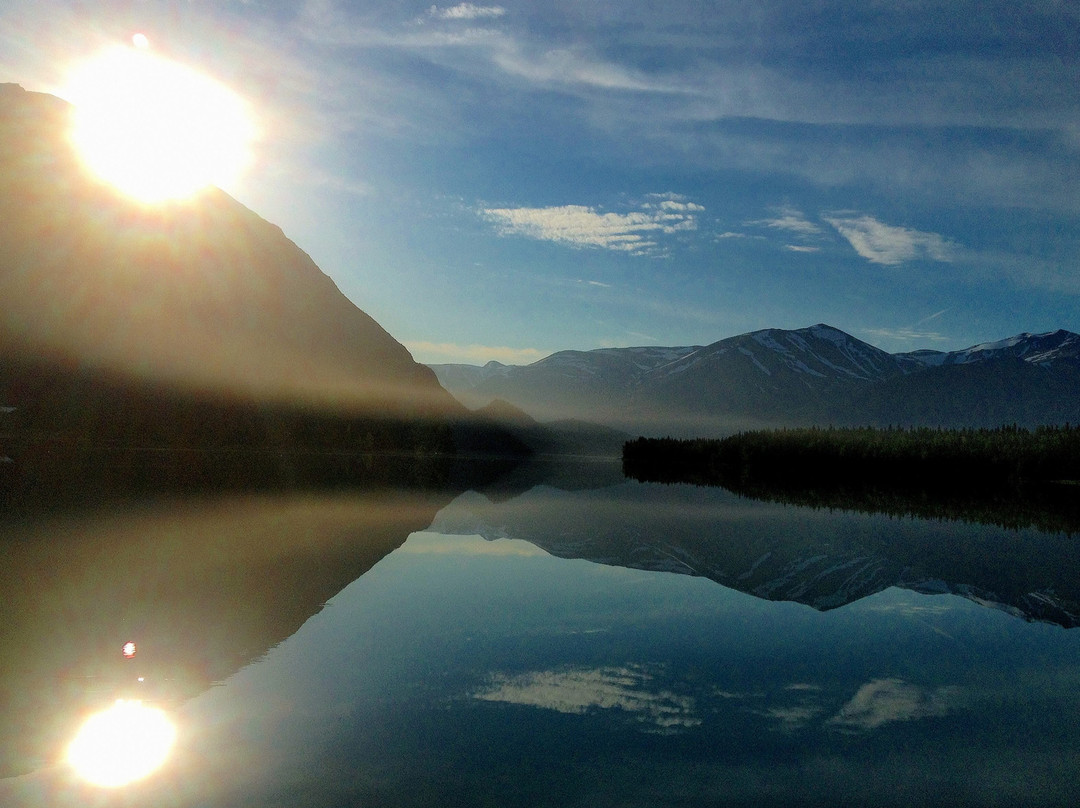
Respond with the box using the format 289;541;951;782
2;0;1079;365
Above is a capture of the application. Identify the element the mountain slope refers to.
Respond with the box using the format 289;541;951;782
630;324;911;431
0;84;461;448
456;346;700;426
898;329;1080;368
430;325;1080;435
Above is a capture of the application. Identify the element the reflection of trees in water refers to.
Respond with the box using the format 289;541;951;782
623;427;1080;535
715;477;1080;537
436;476;1080;630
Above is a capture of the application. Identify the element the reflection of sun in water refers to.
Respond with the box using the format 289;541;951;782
67;700;177;787
63;35;255;203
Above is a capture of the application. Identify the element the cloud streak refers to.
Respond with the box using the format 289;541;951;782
749;206;822;236
429;4;506;21
862;327;949;344
482;196;702;255
824;214;958;266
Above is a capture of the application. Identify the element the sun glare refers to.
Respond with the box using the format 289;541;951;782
63;36;255;203
67;700;177;787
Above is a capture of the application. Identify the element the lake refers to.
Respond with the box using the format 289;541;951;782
1;457;1079;807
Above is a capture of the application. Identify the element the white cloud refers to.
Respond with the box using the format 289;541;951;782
823;214;958;266
716;231;766;241
403;340;548;364
481;199;703;255
644;193;706;213
659;200;705;212
827;679;962;731
862;327;950;343
749;206;822;236
473;665;701;732
786;245;821;253
430;3;506;21
488;42;677;93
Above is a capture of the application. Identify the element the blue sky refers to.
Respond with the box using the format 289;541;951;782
2;0;1079;364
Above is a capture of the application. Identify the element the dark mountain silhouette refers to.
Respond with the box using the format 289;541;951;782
430;324;1080;435
0;83;463;452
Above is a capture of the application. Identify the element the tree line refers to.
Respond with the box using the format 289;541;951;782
623;425;1080;534
625;425;1080;486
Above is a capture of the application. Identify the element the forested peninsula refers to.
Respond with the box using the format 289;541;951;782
623;426;1080;534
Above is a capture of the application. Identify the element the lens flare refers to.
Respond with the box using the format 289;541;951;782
67;700;176;787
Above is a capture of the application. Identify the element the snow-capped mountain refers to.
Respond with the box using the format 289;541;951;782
651;324;909;383
431;345;702;426
897;329;1080;368
429;325;1080;435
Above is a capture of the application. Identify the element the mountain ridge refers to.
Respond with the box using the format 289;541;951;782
0;83;472;453
429;324;1080;435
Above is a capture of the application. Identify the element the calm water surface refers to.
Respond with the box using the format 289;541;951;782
2;462;1079;807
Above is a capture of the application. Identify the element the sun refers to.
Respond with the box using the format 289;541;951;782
63;35;255;203
67;700;177;787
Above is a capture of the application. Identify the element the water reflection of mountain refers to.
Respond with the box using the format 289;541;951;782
0;458;455;778
432;476;1080;630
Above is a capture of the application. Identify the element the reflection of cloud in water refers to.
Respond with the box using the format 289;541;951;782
860;601;955;618
473;665;700;732
747;684;825;731
712;688;762;700
765;704;825;730
828;678;962;731
398;533;549;557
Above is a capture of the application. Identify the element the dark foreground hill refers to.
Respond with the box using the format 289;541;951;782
0;83;463;452
430;324;1080;435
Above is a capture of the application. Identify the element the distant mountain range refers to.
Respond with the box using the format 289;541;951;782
429;324;1080;435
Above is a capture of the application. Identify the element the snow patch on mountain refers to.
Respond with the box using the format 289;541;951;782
738;346;772;376
944;330;1080;365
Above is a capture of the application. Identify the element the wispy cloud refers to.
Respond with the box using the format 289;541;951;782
473;664;701;732
786;245;820;253
915;308;950;326
404;341;549;364
481;196;703;255
862;328;950;344
824;214;958;266
429;4;506;21
748;206;822;236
